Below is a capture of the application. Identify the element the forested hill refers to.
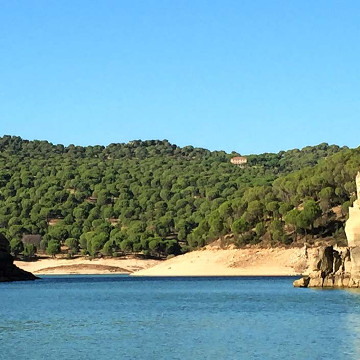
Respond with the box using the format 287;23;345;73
0;135;357;259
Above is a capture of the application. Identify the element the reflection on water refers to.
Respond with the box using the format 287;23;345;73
1;276;360;359
345;289;360;360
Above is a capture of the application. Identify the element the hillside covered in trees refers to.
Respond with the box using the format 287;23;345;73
0;135;358;259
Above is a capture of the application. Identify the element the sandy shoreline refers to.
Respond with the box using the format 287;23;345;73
14;245;317;277
14;256;161;275
131;246;312;276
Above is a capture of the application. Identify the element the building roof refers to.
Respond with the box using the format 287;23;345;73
231;156;247;160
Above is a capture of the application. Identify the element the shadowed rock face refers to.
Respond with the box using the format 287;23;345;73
294;246;352;288
0;233;38;282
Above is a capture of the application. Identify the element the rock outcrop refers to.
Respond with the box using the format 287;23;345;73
294;245;351;288
0;233;38;282
294;171;360;288
344;171;360;287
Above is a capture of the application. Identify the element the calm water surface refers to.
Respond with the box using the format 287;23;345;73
1;275;360;359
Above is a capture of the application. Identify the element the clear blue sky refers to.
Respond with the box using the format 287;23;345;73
1;1;359;154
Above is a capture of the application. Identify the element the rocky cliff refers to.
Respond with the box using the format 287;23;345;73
294;171;360;288
0;233;38;282
293;245;351;287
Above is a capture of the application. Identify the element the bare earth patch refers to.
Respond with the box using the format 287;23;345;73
35;264;130;275
132;246;317;277
15;256;161;275
15;246;330;277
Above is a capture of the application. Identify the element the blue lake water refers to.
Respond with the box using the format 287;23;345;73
1;275;360;359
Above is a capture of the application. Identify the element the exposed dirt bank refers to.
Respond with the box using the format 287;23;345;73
132;245;317;276
15;245;337;277
14;256;161;275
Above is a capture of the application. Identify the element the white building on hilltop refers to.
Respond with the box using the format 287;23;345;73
230;156;247;167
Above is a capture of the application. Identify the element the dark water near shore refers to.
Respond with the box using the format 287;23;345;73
1;275;360;359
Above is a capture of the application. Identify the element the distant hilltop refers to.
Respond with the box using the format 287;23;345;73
0;134;348;157
0;135;358;262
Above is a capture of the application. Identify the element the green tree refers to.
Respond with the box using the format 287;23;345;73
48;224;68;242
269;220;285;243
279;203;294;218
46;240;60;257
23;243;36;259
10;238;24;258
266;201;280;219
101;240;116;256
89;233;108;256
255;222;266;237
284;208;300;240
232;217;249;235
120;239;133;253
301;200;322;236
244;200;263;225
149;237;164;257
208;211;224;238
165;240;181;256
319;187;334;212
65;237;79;256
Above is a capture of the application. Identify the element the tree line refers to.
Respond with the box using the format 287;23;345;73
0;135;355;259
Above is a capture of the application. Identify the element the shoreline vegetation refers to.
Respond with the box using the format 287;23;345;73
2;136;360;277
15;244;324;277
